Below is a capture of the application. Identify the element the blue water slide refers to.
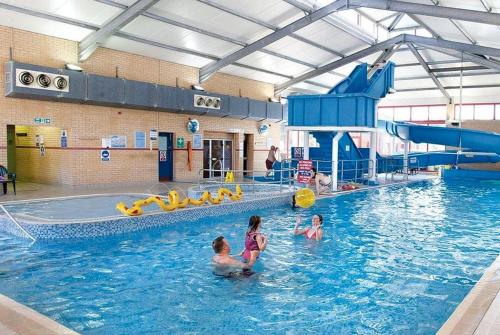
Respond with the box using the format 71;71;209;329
379;120;500;155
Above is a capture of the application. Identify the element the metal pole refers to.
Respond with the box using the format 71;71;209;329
304;130;310;160
332;132;344;192
369;131;377;183
403;140;409;180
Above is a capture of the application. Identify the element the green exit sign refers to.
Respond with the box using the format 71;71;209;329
34;117;51;124
176;137;185;148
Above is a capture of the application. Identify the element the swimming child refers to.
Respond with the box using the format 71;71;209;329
242;215;268;265
294;214;323;241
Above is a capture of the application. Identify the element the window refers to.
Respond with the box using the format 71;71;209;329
378;107;393;120
411;106;428;121
394;107;411;121
428;105;447;121
496;105;500;120
474;104;494;120
455;105;474;120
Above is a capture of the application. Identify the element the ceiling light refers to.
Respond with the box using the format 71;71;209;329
65;63;83;72
192;84;205;91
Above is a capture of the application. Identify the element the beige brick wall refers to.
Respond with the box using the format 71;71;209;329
0;25;281;186
458;120;500;171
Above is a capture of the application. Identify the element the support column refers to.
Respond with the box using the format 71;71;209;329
331;132;344;192
369;131;377;182
403;140;409;180
303;131;309;160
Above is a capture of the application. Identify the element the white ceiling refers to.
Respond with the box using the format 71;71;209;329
0;0;499;103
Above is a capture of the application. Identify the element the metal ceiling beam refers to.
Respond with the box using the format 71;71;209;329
404;35;500;58
79;0;160;61
391;25;421;32
422;45;500;72
397;70;500;80
347;0;500;25
199;0;347;82
396;84;500;92
377;12;400;23
0;2;333;88
397;60;471;67
406;14;441;38
368;45;398;77
430;66;487;72
388;13;405;31
407;43;451;102
353;9;389;31
282;0;376;45
428;0;476;44
275;35;405;95
196;0;346;58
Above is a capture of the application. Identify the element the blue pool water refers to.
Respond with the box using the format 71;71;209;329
0;179;499;334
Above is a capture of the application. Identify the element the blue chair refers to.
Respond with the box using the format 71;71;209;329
0;165;16;195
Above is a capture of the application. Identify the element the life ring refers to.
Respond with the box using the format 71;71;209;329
116;185;243;216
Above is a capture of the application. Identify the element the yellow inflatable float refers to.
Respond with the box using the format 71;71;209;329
294;188;316;208
116;185;243;216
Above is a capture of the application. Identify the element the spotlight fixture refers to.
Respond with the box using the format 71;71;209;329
279;97;288;105
191;84;205;91
268;97;279;103
64;63;83;72
388;88;397;94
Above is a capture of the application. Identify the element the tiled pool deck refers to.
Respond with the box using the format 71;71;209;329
1;173;499;334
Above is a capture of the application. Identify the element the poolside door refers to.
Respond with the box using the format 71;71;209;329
158;132;173;181
203;139;232;178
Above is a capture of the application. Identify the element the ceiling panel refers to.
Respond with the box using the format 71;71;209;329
213;0;303;27
221;64;288;84
238;51;311;77
0;7;92;42
120;16;240;57
266;36;337;67
149;0;270;44
293;21;364;56
103;35;212;68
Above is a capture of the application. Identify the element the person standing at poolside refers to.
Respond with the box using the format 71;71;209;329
294;214;324;241
265;146;278;177
242;216;268;265
212;236;252;275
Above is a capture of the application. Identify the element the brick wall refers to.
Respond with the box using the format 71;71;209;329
0;25;281;186
458;120;500;171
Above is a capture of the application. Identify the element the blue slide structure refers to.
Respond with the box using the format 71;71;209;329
272;61;500;184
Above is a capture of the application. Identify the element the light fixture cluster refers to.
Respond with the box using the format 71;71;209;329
16;69;69;92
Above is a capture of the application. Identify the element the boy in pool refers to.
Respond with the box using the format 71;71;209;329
241;216;268;265
212;236;253;276
294;214;324;241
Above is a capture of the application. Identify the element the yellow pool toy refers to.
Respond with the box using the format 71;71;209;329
294;188;316;208
116;185;243;216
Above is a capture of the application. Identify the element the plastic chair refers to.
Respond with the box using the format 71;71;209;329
0;165;16;195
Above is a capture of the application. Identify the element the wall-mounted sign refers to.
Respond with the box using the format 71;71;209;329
101;138;111;148
35;134;44;147
150;129;158;141
101;149;110;161
159;150;167;162
176;136;185;149
258;123;270;135
34;117;51;124
293;147;304;159
61;129;67;137
192;134;203;149
61;136;67;148
297;160;313;184
135;131;146;148
110;135;126;148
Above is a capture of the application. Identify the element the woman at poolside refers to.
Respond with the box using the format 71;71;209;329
294;214;323;241
241;215;268;265
311;168;332;195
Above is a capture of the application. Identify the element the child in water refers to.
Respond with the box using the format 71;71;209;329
242;215;268;265
294;214;323;241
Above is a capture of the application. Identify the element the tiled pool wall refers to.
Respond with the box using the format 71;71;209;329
0;193;293;240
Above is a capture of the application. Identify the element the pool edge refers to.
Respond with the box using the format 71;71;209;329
437;254;500;335
0;293;80;335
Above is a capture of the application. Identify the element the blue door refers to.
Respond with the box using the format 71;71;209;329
158;132;173;181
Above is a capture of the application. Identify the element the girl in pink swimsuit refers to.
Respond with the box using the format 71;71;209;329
241;216;268;266
294;214;323;241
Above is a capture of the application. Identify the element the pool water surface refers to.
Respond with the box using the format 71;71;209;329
0;179;498;334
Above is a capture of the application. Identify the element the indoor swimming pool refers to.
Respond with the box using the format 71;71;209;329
0;179;498;334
